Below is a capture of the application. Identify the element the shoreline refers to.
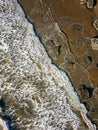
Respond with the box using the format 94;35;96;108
0;0;97;129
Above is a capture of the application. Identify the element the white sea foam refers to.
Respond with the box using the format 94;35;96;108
0;0;96;130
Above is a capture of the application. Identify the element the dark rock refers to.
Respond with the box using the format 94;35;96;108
80;84;94;98
87;56;93;63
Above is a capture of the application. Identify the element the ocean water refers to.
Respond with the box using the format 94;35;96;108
0;0;96;130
